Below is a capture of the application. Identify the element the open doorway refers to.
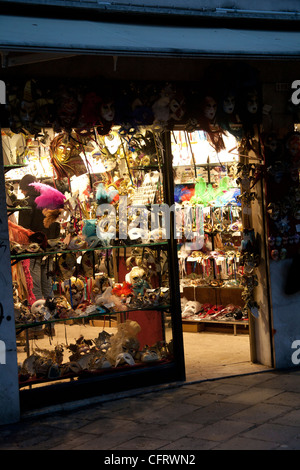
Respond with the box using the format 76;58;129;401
171;130;271;381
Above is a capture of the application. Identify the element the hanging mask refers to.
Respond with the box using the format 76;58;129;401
20;100;36;125
100;100;115;123
19;80;37;131
293;207;300;220
246;89;259;114
268;235;275;247
104;132;121;155
267;203;280;221
286;133;300;164
280;248;287;260
265;133;280;155
169;94;186;121
203;96;217;121
290;168;299;182
275;217;290;234
50;133;86;179
223;93;236;115
55;88;79;131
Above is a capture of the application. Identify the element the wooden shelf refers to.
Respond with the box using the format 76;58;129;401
15;304;171;330
11;241;168;263
182;318;249;335
4;164;28;174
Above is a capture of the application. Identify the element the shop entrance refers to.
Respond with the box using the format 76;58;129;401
170;130;270;381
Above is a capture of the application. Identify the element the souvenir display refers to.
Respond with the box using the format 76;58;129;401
2;65;266;390
172;130;262;328
264;131;300;261
5;124;175;387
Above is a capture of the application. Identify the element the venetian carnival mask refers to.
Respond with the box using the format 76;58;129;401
104;132;121;155
127;266;147;285
247;90;258;114
20;100;36;123
286;134;300;159
169;96;185;121
223;94;236;114
100;101;115;122
31;299;52;320
203;96;217;121
57;93;79;128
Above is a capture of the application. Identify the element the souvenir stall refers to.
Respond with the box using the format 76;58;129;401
0;62;276;413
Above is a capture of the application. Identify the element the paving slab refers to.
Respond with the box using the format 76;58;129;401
2;370;300;450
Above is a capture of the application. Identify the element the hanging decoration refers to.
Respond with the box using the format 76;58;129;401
49;133;87;179
3;64;262;149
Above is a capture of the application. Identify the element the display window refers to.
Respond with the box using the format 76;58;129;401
4;126;178;396
0;66;271;409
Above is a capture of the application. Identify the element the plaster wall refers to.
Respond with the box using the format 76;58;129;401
261;68;300;369
269;259;300;369
4;0;300;14
102;0;300;12
0;136;20;425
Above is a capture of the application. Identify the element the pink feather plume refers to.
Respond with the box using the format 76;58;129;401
29;182;66;209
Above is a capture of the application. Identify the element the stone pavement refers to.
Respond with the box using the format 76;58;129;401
1;369;300;450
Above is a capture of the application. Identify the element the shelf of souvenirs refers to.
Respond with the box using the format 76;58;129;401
128;164;160;171
181;278;242;289
180;247;243;282
15;302;171;331
181;316;249;336
7;206;32;218
18;354;173;389
182;316;249;326
173;162;236;169
180;301;249;332
7;206;31;212
10;240;169;263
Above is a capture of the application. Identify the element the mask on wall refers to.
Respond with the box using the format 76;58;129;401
20;99;36;124
169;93;186;121
246;89;259;115
100;100;115;122
54;87;80;132
203;96;217;121
223;93;236;115
286;133;300;165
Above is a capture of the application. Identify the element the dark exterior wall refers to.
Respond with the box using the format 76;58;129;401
1;0;300;13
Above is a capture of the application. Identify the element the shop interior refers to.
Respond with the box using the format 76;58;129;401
3;128;268;388
1;64;279;403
